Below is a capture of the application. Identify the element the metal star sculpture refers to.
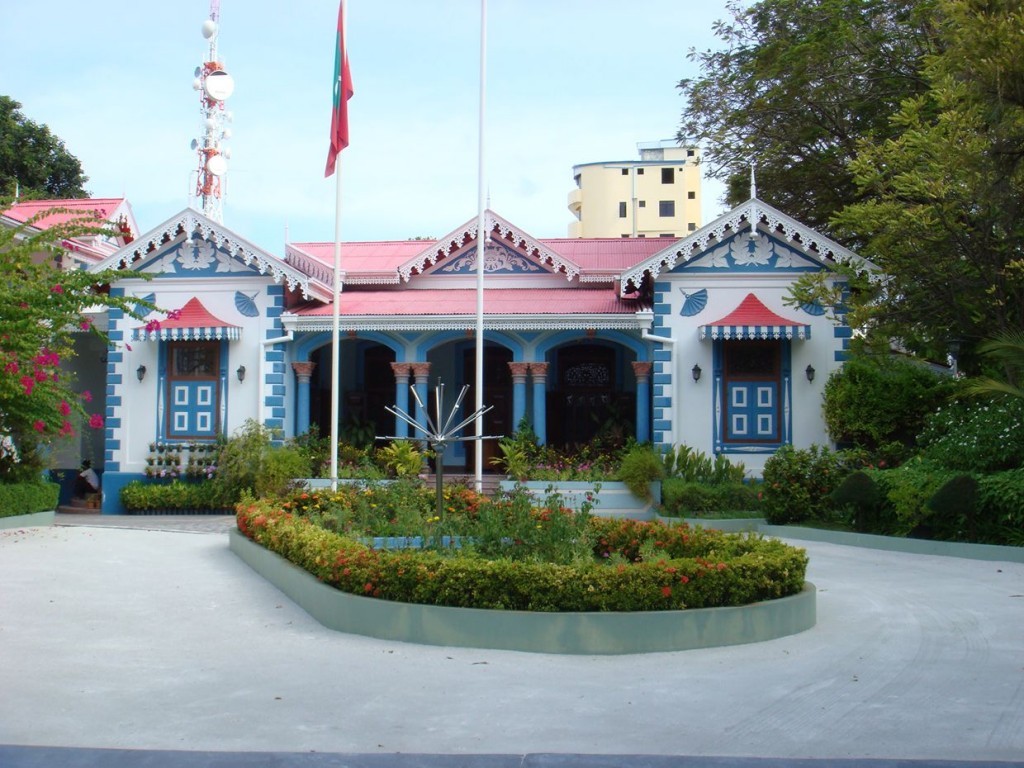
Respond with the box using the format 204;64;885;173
378;381;501;519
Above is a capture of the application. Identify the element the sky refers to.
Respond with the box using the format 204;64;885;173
2;0;736;255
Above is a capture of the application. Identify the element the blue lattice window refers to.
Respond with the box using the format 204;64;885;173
166;342;221;439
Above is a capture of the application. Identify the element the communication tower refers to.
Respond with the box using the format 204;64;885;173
190;1;233;222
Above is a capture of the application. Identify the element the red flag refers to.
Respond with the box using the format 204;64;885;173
325;2;353;177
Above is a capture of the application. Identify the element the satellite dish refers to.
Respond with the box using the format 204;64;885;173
207;155;228;177
203;70;234;101
194;66;202;77
201;20;218;39
190;139;199;150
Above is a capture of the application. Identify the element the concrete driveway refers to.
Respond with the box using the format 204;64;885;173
1;517;1022;766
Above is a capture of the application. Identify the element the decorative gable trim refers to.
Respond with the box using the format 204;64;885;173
398;210;581;282
620;198;872;293
91;208;331;302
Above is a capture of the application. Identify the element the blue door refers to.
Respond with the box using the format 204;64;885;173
166;342;221;440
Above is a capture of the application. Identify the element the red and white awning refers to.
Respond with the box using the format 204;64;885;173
700;293;811;340
132;297;241;342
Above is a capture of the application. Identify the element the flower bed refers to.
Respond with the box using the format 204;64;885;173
236;489;808;612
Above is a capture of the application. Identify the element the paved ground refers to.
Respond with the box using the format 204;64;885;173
1;515;1022;767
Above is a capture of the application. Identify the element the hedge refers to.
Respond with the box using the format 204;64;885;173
120;479;233;513
237;501;808;612
0;481;60;518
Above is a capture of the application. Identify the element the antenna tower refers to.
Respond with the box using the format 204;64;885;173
190;0;233;222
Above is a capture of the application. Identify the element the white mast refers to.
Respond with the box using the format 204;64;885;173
191;0;233;222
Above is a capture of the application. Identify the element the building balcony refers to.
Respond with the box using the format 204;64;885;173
567;188;583;215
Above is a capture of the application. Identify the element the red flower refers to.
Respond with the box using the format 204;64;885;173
661;586;672;598
60;420;74;436
679;575;690;584
4;361;18;374
59;400;71;416
33;419;46;432
364;583;374;593
79;319;92;331
51;284;64;294
81;390;93;403
21;376;35;395
88;414;104;429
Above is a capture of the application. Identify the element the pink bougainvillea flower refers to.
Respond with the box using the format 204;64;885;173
50;284;64;294
81;390;93;402
144;319;161;333
79;319;92;331
125;344;132;352
59;400;71;416
34;368;49;383
20;376;35;395
166;309;182;321
33;420;46;432
4;361;18;374
88;414;104;429
60;420;74;436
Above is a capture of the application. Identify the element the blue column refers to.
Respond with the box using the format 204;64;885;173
292;361;316;435
530;362;548;445
411;362;431;438
390;362;411;438
632;361;652;444
509;362;529;430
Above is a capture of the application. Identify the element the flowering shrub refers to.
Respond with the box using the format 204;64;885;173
236;499;808;611
760;444;870;525
917;397;1024;472
0;203;154;481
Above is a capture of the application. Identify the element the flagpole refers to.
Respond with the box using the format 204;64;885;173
325;0;351;493
330;158;342;492
473;0;487;493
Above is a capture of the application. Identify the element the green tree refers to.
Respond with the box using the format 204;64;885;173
963;332;1024;399
0;202;146;480
0;96;88;199
832;0;1024;366
678;0;938;234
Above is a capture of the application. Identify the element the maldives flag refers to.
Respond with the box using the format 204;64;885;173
325;1;354;177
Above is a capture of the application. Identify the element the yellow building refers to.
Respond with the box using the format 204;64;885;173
568;140;702;238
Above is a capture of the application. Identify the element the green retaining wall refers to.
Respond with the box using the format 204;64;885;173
0;511;55;529
759;524;1024;563
229;529;817;655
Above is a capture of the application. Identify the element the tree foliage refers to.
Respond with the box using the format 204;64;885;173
678;0;938;233
0;203;145;480
833;0;1024;364
0;96;88;199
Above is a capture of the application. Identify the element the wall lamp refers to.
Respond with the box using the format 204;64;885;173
805;364;816;383
236;365;246;382
691;364;702;382
136;364;146;382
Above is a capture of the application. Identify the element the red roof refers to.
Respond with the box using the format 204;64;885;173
2;198;126;230
132;297;241;342
289;241;425;274
294;288;642;317
288;237;669;277
706;293;806;328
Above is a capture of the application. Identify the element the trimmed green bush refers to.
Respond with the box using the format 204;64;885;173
0;481;59;517
237;500;808;612
830;470;881;532
824;353;959;451
661;479;760;516
617;444;664;500
120;480;232;513
760;444;859;525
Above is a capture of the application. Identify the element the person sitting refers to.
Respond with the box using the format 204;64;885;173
74;460;100;498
